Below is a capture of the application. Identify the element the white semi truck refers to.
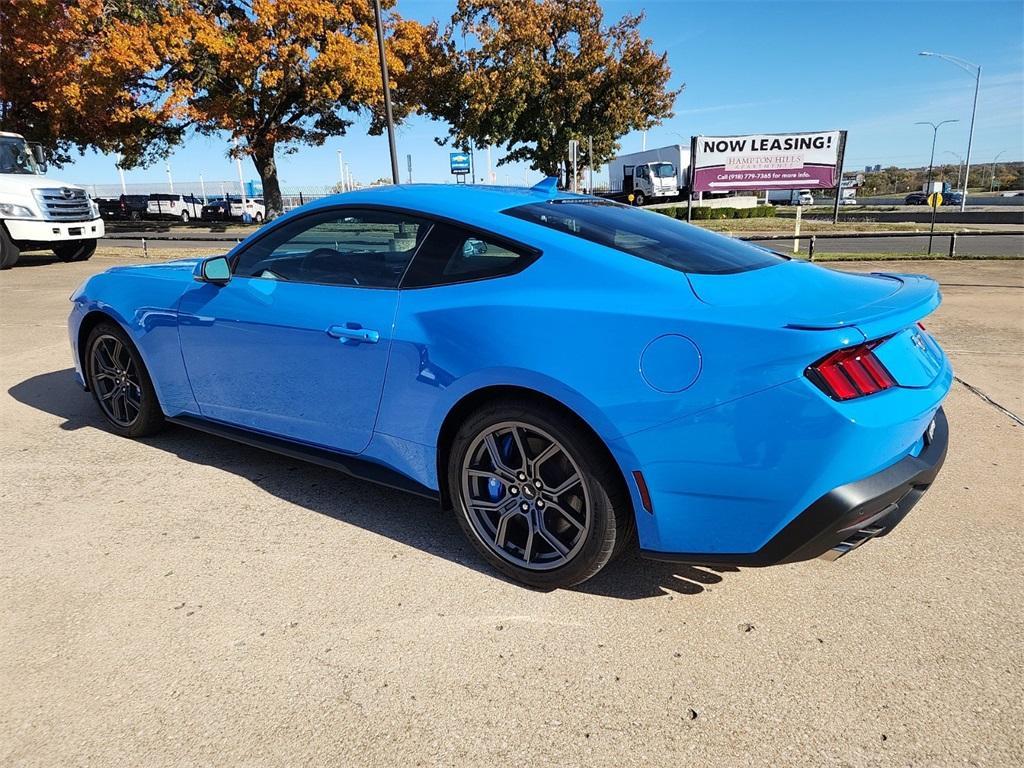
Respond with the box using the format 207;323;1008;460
607;144;689;206
0;131;104;269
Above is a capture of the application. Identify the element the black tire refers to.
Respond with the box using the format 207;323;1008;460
129;210;142;221
54;239;96;263
633;191;646;206
180;210;190;223
255;212;264;224
0;224;20;269
448;399;634;588
85;321;165;438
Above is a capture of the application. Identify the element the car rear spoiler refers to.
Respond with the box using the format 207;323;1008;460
785;273;941;339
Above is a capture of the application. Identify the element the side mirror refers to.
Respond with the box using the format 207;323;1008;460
194;255;232;285
30;144;47;173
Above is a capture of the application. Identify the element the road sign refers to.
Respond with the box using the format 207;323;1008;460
450;152;471;175
928;192;943;208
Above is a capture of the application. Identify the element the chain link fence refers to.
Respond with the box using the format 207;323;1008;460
81;180;341;211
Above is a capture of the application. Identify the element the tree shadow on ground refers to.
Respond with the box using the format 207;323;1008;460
9;368;739;600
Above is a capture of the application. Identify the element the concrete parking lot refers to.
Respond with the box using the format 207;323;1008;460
1;252;1022;766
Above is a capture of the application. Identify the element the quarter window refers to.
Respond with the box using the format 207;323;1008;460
401;222;535;288
233;209;430;288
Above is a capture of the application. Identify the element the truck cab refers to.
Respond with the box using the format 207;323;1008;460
0;131;104;269
624;161;679;206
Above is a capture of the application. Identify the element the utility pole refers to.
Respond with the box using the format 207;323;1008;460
164;160;174;193
407;153;413;184
919;52;980;212
199;172;207;204
233;137;247;206
337;149;347;192
568;140;579;193
116;159;127;196
944;151;963;189
486;145;492;184
588;136;594;194
372;0;400;184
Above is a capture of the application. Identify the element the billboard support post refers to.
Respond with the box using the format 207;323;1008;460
686;136;696;222
831;131;847;225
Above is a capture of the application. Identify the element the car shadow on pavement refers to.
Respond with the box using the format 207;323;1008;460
9;368;738;600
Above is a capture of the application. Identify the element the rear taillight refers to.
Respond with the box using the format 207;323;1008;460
807;338;896;400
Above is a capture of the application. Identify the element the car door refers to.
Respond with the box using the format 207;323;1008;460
177;207;430;454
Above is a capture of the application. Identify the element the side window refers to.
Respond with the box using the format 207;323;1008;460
402;222;536;288
233;208;431;288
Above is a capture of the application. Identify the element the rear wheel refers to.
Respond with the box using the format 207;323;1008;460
448;400;633;588
0;225;20;269
85;322;165;438
180;210;190;223
255;212;264;224
54;239;96;262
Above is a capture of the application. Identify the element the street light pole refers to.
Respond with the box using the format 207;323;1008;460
915;119;958;254
990;150;1008;191
337;149;346;192
919;52;980;212
372;0;400;185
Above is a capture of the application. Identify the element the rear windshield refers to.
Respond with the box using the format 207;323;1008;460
503;199;787;275
149;193;181;201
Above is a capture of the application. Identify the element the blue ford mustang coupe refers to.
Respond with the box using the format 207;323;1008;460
68;180;951;587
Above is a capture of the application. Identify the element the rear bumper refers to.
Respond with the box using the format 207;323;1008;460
641;407;948;566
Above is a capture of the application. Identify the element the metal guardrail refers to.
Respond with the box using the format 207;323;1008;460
738;230;1024;260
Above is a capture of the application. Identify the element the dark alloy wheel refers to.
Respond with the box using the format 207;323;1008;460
54;239;96;262
449;400;633;588
85;322;165;437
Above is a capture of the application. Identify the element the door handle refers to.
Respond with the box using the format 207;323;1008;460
327;324;380;344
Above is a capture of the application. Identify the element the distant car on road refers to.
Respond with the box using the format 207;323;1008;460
147;193;203;222
98;194;148;221
68;181;951;587
905;191;964;206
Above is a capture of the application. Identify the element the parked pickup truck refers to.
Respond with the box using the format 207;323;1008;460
98;194;148;221
0;131;104;269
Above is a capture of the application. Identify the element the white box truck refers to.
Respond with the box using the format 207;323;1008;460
0;131;104;269
607;144;689;206
767;189;814;206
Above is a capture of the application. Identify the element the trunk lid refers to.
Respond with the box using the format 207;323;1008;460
686;260;946;387
686;260;941;338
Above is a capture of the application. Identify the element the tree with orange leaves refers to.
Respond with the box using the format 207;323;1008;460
155;0;439;215
0;0;183;166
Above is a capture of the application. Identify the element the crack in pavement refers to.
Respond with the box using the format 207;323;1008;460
955;376;1024;426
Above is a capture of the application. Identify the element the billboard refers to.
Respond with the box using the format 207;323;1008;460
450;151;471;175
690;130;846;193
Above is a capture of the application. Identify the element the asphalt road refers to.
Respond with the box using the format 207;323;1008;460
1;254;1022;766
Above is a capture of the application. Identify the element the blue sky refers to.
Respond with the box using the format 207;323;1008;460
61;0;1024;191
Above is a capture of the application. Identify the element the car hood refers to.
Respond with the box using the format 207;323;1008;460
105;257;206;277
686;260;941;339
0;174;86;196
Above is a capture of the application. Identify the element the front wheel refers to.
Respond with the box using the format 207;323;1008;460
85;322;165;438
54;239;96;262
1;225;20;269
448;400;634;588
255;212;264;224
180;210;190;223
